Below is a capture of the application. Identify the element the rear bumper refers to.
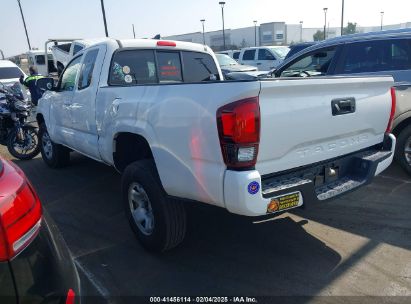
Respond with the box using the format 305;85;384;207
223;134;396;216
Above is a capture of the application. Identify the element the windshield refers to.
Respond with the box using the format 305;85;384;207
269;47;290;59
0;67;24;80
216;54;238;66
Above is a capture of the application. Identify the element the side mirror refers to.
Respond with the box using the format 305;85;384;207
37;77;55;92
268;68;277;77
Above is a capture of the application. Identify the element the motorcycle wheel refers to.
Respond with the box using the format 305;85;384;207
7;127;41;160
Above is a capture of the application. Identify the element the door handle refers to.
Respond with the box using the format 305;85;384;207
331;98;356;116
257;63;262;65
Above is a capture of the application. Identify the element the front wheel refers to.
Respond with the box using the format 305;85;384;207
122;160;187;252
7;126;40;160
39;124;70;168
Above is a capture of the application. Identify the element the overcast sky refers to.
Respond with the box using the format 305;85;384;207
1;0;410;57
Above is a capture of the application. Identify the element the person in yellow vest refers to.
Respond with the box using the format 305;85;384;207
19;66;44;106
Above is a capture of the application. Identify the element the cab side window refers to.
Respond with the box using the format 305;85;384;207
60;56;82;91
78;49;99;90
280;47;336;77
339;39;411;73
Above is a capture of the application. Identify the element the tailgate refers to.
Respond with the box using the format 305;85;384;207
256;76;394;175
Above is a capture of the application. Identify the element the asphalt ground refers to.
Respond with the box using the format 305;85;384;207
1;146;410;304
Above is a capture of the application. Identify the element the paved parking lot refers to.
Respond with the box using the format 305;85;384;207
1;146;411;303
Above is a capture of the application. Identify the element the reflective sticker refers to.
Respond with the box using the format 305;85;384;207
124;75;133;83
247;181;260;195
122;66;131;74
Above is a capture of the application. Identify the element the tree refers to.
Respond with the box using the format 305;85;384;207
240;39;247;48
313;30;325;41
343;22;358;35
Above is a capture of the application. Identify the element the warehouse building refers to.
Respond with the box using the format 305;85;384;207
164;21;411;51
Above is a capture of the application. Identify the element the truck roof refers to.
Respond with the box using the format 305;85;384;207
80;38;210;54
118;39;210;53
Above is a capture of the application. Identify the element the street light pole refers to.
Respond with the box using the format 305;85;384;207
100;0;109;37
323;7;328;40
380;11;384;31
299;21;303;42
200;19;206;45
253;20;258;46
16;0;31;50
341;0;345;36
219;2;226;51
132;24;136;38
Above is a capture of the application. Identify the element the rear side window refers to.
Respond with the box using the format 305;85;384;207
340;39;411;73
157;51;182;83
109;50;157;85
233;52;240;60
182;51;220;82
243;50;256;60
78;49;99;90
258;49;275;60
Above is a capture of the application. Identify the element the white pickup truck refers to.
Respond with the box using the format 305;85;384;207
35;38;396;252
51;39;101;74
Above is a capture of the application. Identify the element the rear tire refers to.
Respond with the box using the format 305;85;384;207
395;125;411;176
39;124;70;168
122;160;186;252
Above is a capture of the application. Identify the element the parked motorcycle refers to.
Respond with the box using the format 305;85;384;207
0;82;40;160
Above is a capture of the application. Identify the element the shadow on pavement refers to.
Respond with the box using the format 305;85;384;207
12;154;342;299
11;154;411;301
291;163;411;252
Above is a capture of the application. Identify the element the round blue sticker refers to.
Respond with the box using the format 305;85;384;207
247;181;260;195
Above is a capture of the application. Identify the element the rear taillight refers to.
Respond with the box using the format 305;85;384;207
217;97;260;169
66;289;76;304
0;161;42;261
386;87;396;133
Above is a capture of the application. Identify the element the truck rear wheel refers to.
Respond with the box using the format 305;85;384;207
122;160;186;252
395;125;411;176
39;124;70;168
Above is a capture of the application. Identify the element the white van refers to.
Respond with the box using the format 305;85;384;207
238;46;289;70
26;50;57;75
217;50;241;61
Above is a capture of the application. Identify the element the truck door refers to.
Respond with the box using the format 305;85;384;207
49;55;82;148
70;45;107;160
257;48;277;70
240;49;257;68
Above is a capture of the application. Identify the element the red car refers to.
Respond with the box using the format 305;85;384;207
0;157;80;304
